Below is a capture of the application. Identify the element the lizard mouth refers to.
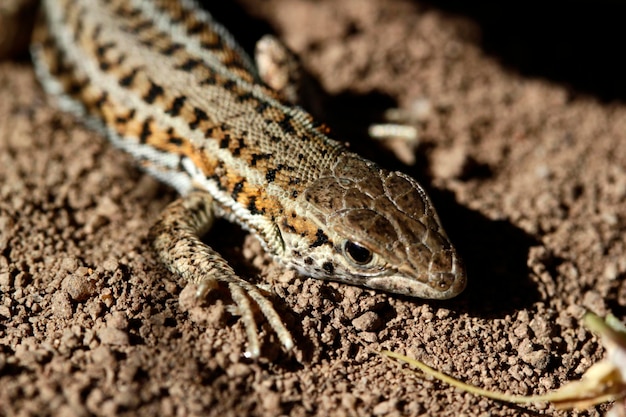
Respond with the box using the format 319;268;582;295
365;251;466;299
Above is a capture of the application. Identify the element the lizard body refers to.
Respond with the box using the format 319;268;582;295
32;0;466;356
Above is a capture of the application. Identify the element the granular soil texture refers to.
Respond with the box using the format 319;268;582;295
1;1;625;416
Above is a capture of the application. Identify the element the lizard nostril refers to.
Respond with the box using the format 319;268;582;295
431;273;454;291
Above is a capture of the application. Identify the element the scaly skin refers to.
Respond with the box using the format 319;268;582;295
31;0;466;356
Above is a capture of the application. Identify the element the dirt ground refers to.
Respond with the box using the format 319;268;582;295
1;1;625;416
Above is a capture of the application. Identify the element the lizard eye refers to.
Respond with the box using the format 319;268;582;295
343;240;373;266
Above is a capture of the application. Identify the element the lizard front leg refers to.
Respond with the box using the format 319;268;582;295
149;191;294;358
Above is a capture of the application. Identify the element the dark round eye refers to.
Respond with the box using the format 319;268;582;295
343;241;373;265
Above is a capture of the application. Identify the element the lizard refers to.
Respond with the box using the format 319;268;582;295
31;0;467;357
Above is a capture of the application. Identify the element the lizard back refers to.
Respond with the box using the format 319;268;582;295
34;0;343;250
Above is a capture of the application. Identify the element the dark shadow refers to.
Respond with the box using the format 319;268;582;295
433;192;542;317
198;1;276;60
418;1;626;102
606;277;626;319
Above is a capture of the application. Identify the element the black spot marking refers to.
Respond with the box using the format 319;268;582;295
189;108;209;129
177;58;202;72
288;177;301;185
322;262;335;274
266;168;277;183
298;153;304;160
144;81;164;104
115;115;128;124
231;180;245;200
187;22;205;35
291;190;298;198
194;108;209;122
278;115;295;134
204;127;215;138
219;137;229;149
119;68;138;87
129;20;152;34
232;138;244;157
247;196;264;215
200;38;222;50
310;229;329;248
208;174;226;191
222;79;236;91
94;92;108;109
123;7;141;19
68;79;86;95
139;118;152;143
270;135;281;143
250;153;271;167
255;101;269;113
166;96;186;116
199;71;217;85
236;92;254;103
168;137;184;146
95;42;115;61
138;38;157;49
161;43;184;55
304;257;314;265
99;61;111;71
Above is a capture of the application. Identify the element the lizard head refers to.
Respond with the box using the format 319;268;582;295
282;154;466;300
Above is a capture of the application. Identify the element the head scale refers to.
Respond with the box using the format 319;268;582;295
282;154;466;300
